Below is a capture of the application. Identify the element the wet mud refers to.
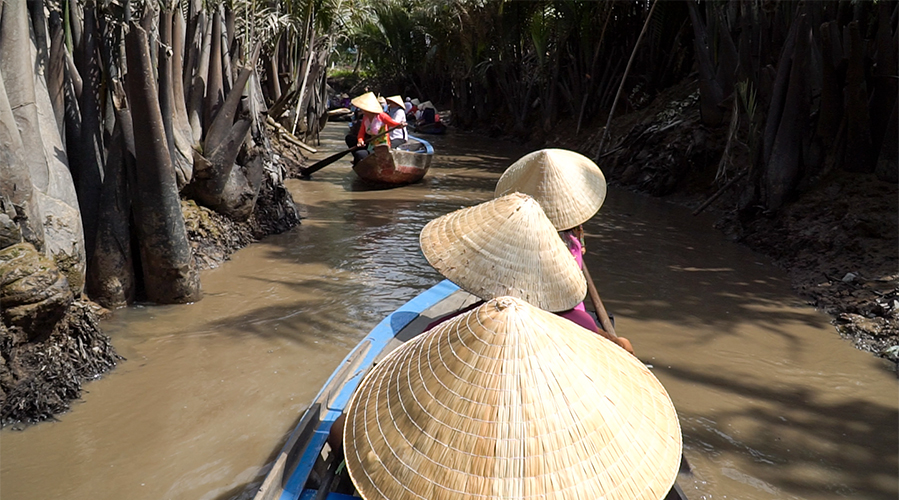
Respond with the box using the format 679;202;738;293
548;77;898;362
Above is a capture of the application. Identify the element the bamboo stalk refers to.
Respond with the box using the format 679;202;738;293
594;0;659;160
267;116;316;152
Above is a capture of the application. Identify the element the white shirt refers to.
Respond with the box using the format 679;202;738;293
389;107;408;141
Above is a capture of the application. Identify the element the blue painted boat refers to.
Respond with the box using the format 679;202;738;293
251;280;478;500
251;280;690;500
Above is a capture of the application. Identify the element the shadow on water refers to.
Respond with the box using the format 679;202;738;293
668;365;898;499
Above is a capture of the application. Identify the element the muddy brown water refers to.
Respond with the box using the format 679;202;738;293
2;124;896;500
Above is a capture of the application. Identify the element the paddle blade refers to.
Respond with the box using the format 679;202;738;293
299;147;359;177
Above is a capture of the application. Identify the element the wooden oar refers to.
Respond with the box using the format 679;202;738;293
299;124;403;178
582;262;617;340
583;263;636;356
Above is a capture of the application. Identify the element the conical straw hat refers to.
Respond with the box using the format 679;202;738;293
386;95;405;108
352;92;383;114
419;193;586;312
344;296;683;500
495;149;608;231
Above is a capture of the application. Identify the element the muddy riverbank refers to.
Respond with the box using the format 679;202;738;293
0;134;302;426
540;78;898;362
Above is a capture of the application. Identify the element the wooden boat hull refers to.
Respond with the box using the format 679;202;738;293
252;281;691;500
352;135;433;185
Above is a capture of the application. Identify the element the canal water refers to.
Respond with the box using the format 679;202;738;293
1;123;896;500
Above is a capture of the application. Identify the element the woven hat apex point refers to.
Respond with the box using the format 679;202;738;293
495;148;608;230
419;193;587;312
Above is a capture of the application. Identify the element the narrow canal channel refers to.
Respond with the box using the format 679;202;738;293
1;123;896;500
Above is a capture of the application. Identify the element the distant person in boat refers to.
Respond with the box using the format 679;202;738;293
418;100;439;125
407;98;420;122
403;97;413;115
376;95;388;112
385;95;408;147
419;193;616;340
349;92;406;165
494;148;634;354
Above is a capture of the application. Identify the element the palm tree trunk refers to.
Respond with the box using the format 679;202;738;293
188;45;262;221
124;21;200;304
205;8;225;132
188;11;210;144
0;64;45;250
159;5;193;190
764;14;810;210
3;0;85;293
686;0;725;125
47;11;66;138
76;2;105;262
86;89;134;308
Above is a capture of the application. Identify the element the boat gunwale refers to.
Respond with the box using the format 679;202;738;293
252;280;461;500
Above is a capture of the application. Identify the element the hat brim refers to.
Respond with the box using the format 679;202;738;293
419;193;586;312
495;149;607;230
344;296;683;500
351;92;383;114
386;95;405;108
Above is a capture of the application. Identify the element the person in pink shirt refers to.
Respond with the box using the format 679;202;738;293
348;92;405;165
495;148;635;355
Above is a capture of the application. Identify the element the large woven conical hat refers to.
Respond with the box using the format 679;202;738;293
495;149;608;230
419;193;586;312
344;296;682;500
352;91;383;114
386;95;405;108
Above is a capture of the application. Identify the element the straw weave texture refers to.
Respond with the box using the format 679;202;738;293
419;193;586;312
352;92;384;114
387;95;405;108
344;297;682;500
495;149;608;231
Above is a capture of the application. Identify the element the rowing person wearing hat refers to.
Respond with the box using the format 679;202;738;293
385;95;408;147
419;193;607;336
495;148;634;354
343;296;683;500
406;98;420;122
349;91;406;165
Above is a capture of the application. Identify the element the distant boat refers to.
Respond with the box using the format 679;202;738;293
413;120;447;135
352;134;433;185
326;108;353;121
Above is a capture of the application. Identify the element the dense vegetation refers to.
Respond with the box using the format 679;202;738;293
341;0;896;211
